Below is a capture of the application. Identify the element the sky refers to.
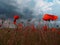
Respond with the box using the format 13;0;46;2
0;0;60;20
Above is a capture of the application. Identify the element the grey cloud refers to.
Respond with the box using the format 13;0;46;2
0;0;35;20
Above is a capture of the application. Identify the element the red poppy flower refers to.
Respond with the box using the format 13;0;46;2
51;28;56;32
52;16;58;21
14;15;19;20
43;14;51;21
13;15;19;24
43;14;58;21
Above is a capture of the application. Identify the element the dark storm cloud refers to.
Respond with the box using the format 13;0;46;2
0;0;34;19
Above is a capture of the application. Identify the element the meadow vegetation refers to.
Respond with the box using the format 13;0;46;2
0;27;60;45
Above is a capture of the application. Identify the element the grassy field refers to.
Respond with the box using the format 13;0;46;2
0;27;60;45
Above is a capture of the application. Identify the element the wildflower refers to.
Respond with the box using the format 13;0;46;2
43;25;48;31
13;15;19;24
51;28;57;32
